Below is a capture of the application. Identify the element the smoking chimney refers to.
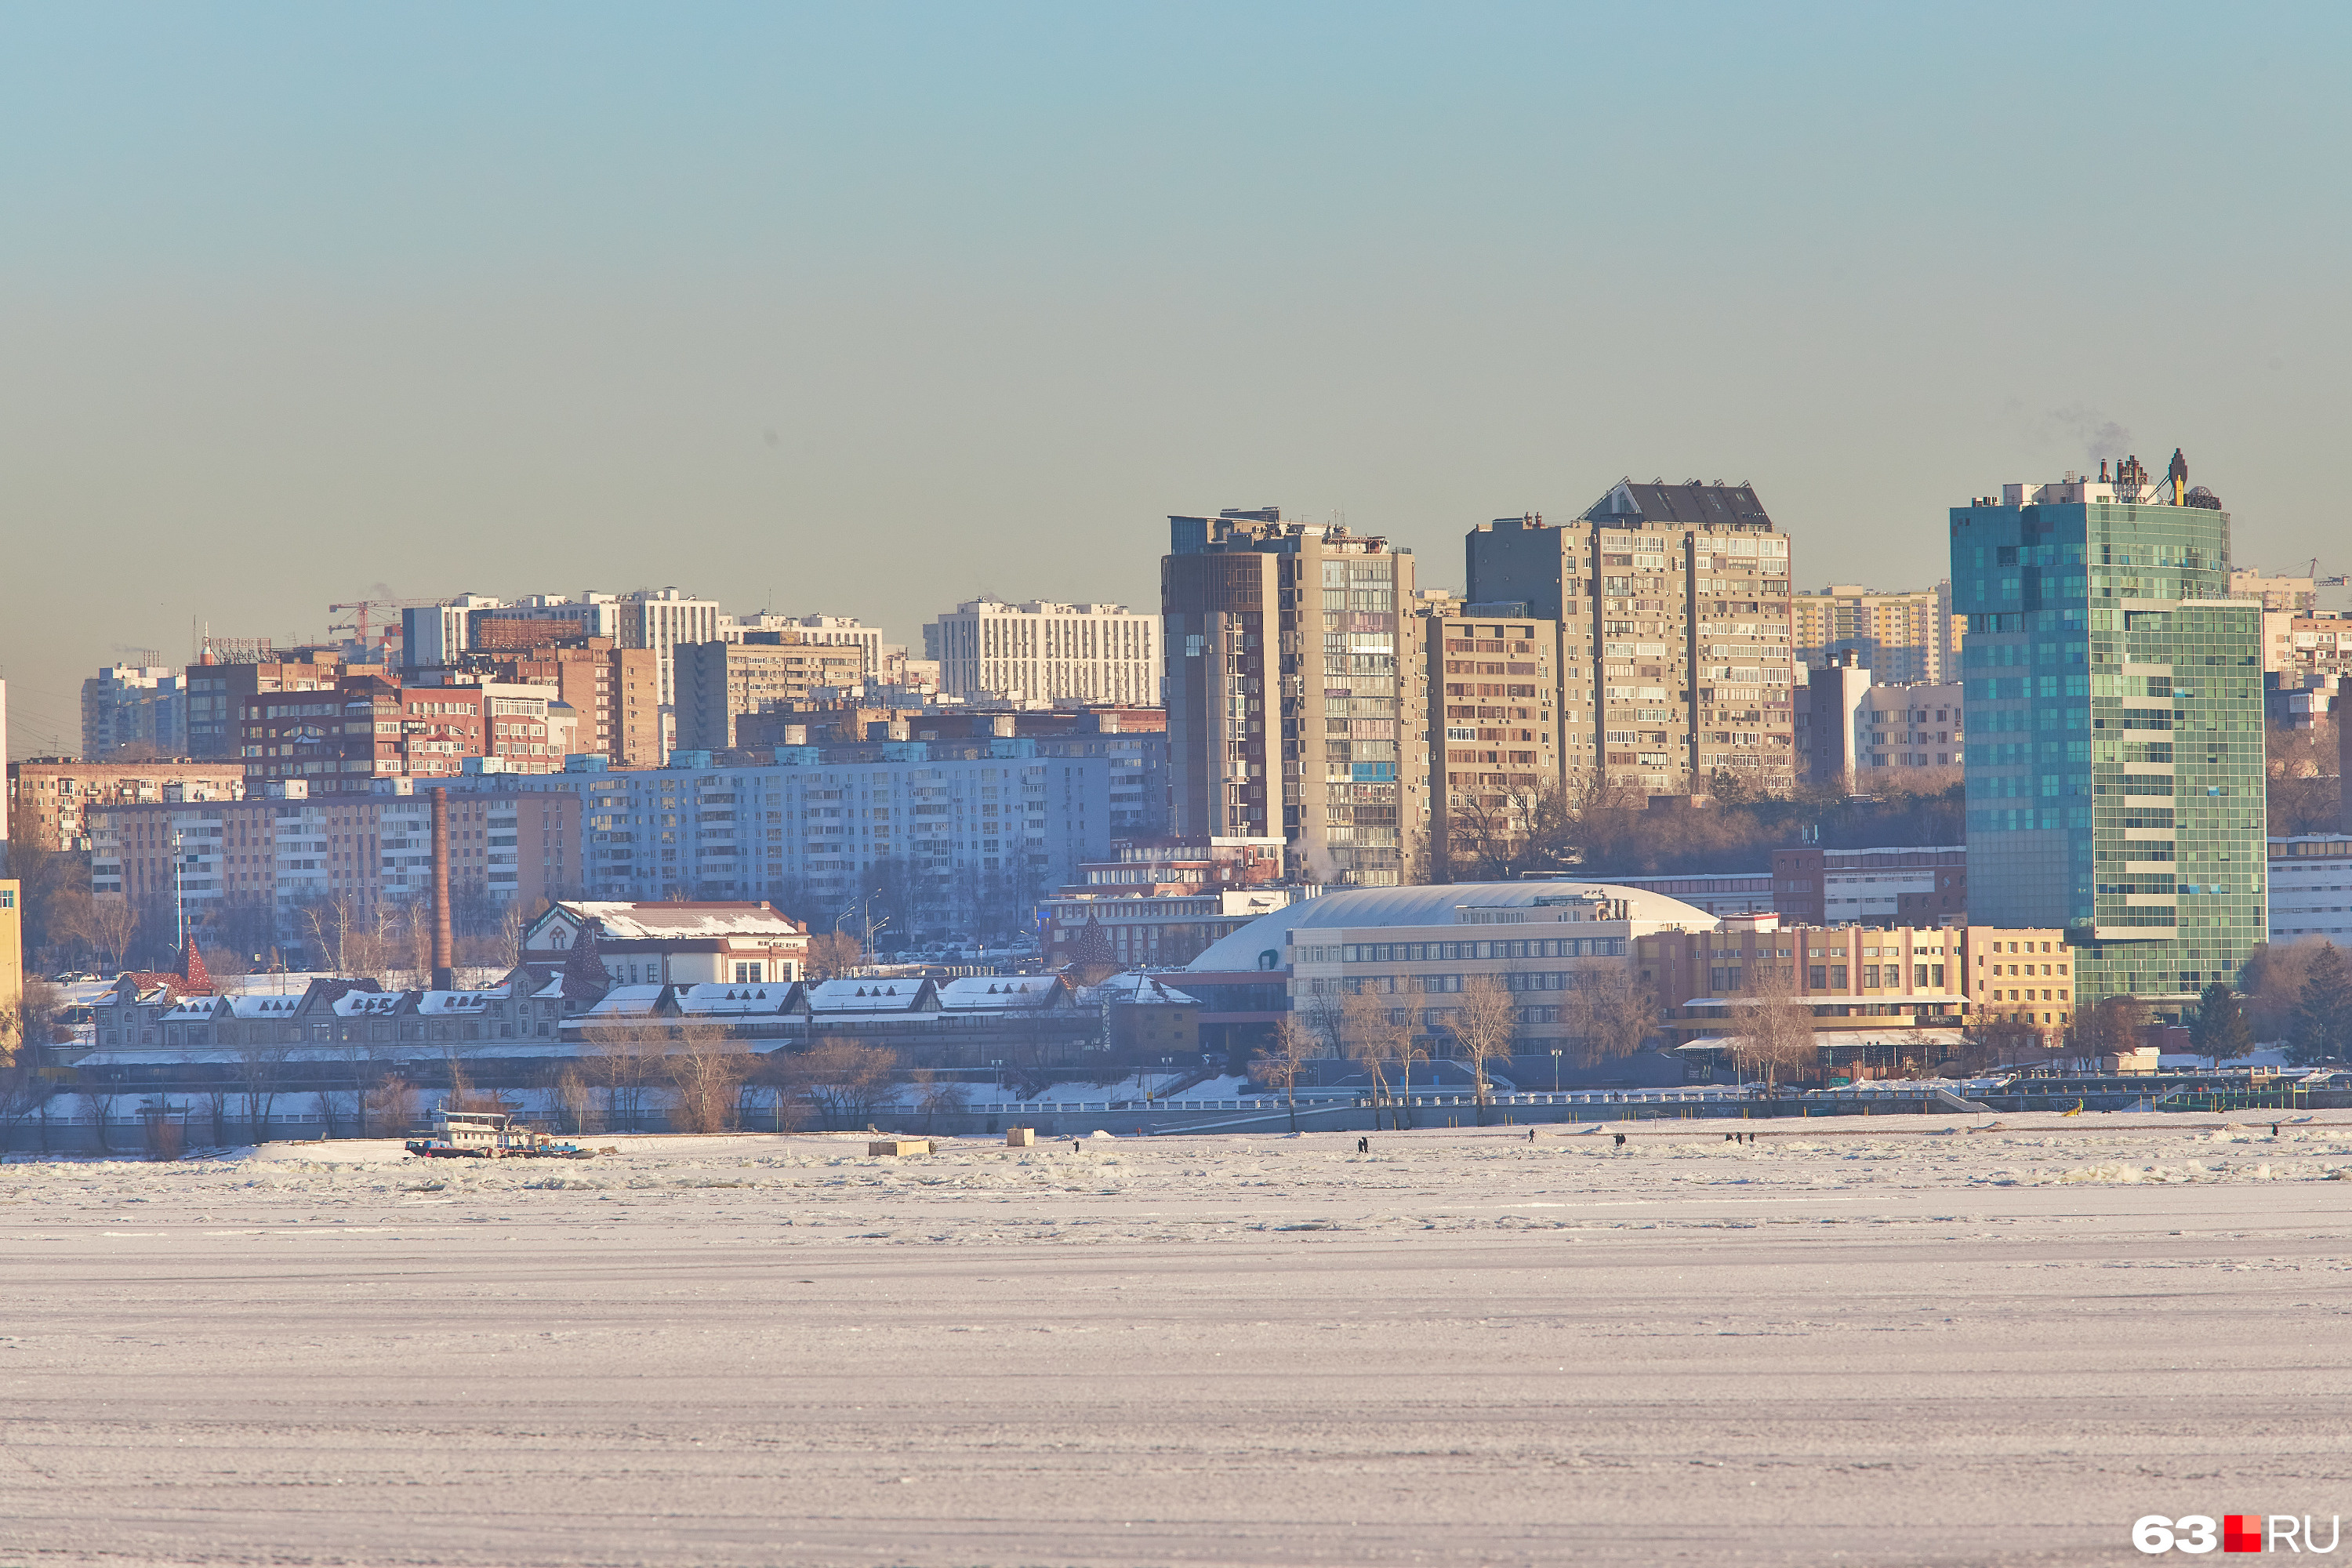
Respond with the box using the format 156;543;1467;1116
430;786;454;990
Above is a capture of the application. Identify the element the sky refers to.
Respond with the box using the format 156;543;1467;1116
4;1;2349;758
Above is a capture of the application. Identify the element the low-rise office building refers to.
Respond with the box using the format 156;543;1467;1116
1646;919;2073;1038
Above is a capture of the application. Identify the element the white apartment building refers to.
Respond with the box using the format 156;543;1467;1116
409;589;718;719
1853;681;1963;774
925;601;1159;706
448;744;1113;918
82;666;187;760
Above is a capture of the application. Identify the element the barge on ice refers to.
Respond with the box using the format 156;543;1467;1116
404;1109;597;1160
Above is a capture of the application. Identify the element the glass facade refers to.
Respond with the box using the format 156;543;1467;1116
1950;495;2267;1005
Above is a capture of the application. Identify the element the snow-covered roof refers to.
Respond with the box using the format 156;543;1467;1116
935;976;1064;1011
806;978;935;1013
225;994;312;1019
332;991;405;1017
1186;881;1722;971
543;901;805;942
1078;973;1200;1007
578;984;667;1020
672;982;794;1016
417;989;503;1012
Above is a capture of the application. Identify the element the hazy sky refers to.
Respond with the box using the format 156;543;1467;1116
5;2;2348;757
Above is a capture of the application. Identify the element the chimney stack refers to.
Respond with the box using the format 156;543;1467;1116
430;786;454;990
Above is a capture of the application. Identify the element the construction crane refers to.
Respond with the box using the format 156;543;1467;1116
328;597;437;657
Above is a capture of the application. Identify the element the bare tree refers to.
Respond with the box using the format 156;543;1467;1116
88;898;141;975
582;1023;663;1133
803;930;864;981
777;1040;899;1130
554;1067;596;1135
666;1023;753;1134
1570;971;1661;1067
1253;1014;1317;1133
1341;988;1420;1130
366;1075;419;1134
235;1035;292;1143
1728;975;1817;1091
1447;975;1520;1125
913;1074;970;1134
86;1081;123;1154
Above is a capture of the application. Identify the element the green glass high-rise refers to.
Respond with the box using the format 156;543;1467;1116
1950;455;2267;1008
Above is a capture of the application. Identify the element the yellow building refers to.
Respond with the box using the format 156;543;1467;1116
1959;925;2075;1029
0;879;23;1052
1651;920;2073;1036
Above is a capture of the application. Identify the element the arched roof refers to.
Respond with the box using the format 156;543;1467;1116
1185;881;1721;972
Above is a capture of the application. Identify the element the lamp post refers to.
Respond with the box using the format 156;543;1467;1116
1550;1047;1562;1093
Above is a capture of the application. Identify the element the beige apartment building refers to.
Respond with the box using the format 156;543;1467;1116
1465;483;1798;797
673;635;868;753
1791;582;1962;685
1420;602;1566;869
6;759;249;853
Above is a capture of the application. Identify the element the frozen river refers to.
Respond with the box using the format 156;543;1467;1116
5;1115;2351;1566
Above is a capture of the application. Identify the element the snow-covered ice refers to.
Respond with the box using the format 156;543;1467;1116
6;1112;2352;1565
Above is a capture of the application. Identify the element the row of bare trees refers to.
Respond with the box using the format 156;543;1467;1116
1252;973;1663;1129
550;1029;916;1135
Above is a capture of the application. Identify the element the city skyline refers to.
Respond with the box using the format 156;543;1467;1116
7;5;2351;756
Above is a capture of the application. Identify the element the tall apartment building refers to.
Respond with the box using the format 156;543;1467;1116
399;594;508;669
925;601;1160;705
618;589;720;709
88;784;581;942
82;666;187;760
1952;452;2267;1005
1466;483;1796;797
675;636;869;751
7;760;248;853
1791;582;1961;684
1421;603;1566;870
1163;509;1422;887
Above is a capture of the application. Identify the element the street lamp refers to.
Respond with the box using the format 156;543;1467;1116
1550;1047;1562;1093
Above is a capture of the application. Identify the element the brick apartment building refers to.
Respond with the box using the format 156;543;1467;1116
186;648;382;760
441;636;659;768
241;675;577;795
